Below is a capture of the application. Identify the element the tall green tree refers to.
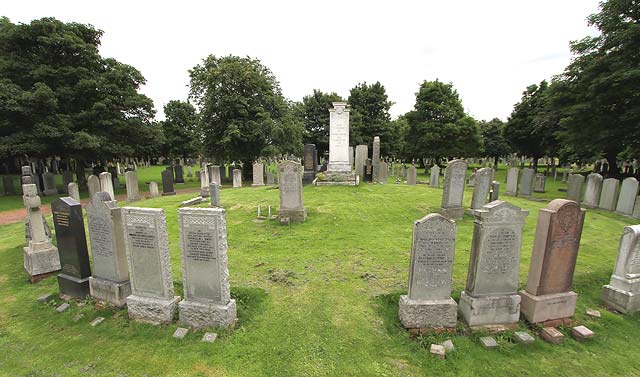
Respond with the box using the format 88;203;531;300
479;118;510;169
161;100;199;160
348;81;397;156
301;89;343;155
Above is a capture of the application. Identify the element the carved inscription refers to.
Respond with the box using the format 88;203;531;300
412;235;454;293
482;227;517;275
88;217;113;258
54;211;70;227
127;222;162;295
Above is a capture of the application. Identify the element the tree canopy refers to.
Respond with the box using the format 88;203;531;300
300;89;343;155
348;81;398;156
479;118;510;168
160;100;199;160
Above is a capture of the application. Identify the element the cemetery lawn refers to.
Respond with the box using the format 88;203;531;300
1;180;638;376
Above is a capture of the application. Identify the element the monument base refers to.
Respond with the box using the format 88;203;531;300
127;196;142;202
162;192;176;196
519;290;577;323
24;244;61;283
200;189;210;198
398;295;457;328
127;294;180;325
439;207;464;220
459;291;521;327
302;172;316;185
57;273;90;300
89;276;131;307
278;208;307;222
602;285;640;313
179;299;237;329
314;172;358;186
251;183;265;187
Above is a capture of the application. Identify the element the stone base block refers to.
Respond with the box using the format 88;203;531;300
24;245;61;282
519;290;577;323
251;183;265;187
439;207;464;220
315;172;358;186
127;294;180;325
89;276;131;307
302;172;316;185
279;208;307;222
162;192;176;196
459;291;520;327
398;295;457;328
43;189;58;196
57;273;90;300
602;285;640;313
127;196;142;202
179;299;237;329
504;191;516;196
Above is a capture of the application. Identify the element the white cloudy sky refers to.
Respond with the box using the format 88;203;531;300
4;0;601;121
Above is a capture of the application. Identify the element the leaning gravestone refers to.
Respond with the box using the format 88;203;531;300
278;161;306;222
122;207;180;324
355;145;368;181
67;183;80;202
566;174;585;204
440;159;467;220
602;225;640;313
519;168;535;197
87;175;100;199
99;172;115;200
599;178;620;211
459;200;528;327
87;192;131;307
534;174;546;193
51;197;91;299
2;175;16;196
252;162;265;187
520;199;585;324
398;213;457;329
42;172;58;196
470;167;492;210
429;165;440;188
161;169;176;196
178;208;237;328
616;177;639;215
22;184;61;282
149;182;160;198
232;169;242;188
505;168;519;196
583;173;603;208
210;183;221;207
372;136;381;183
406;166;417;185
125;171;141;202
199;169;210;197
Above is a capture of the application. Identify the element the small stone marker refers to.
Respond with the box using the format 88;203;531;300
278;161;306;222
180;197;204;207
149;182;160;198
99;172;115;200
72;313;85;322
232;169;242;188
430;344;446;359
571;325;594;341
37;293;55;303
202;332;218;343
586;309;601;318
602;225;640;313
173;327;189;339
125;171;141;202
56;303;70;313
442;339;455;352
514;331;535;345
540;327;564;344
479;336;498;349
440;159;467;220
90;317;105;327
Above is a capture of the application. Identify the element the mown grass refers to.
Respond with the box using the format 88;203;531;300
0;168;637;376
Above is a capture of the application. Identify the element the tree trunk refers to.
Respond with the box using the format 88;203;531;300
605;152;619;178
75;158;87;190
494;156;499;171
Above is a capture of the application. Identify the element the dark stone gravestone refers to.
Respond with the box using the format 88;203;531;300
93;166;105;176
364;159;373;182
2;175;16;196
61;171;74;193
108;166;120;189
303;144;317;184
162;169;176;195
174;164;185;183
51;197;91;299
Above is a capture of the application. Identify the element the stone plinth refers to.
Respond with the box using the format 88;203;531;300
22;184;60;282
602;225;640;313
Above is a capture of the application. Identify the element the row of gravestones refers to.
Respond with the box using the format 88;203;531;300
566;173;640;217
503;168;544;197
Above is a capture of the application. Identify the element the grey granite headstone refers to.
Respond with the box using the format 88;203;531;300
599;178;620;210
372;136;381;183
534;174;546;193
490;181;500;201
470;167;492;210
252;162;265;187
505;168;519;196
278;161;306;222
355;145;368;180
633;196;640;219
378;161;388;184
616;177;639;215
149;182;160;198
602;225;640;313
429;165;440;188
209;165;221;185
440;159;467;220
232;169;242;188
22;184;60;282
266;171;275;185
210;183;221;207
174;164;185;183
125;171;141;202
3;175;16;196
199;169;210;197
99;172;115;200
67;183;80;202
567;174;585;204
42;172;58;196
87;175;100;199
519;168;535;197
583;173;603;208
406;166;417;185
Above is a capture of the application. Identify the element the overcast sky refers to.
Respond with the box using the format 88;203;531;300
5;0;601;121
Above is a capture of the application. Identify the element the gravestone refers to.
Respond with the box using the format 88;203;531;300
459;200;528;327
398;213;457;329
2;175;16;196
429;165;440;188
468;171;476;187
406;166;417;185
372;136;381;183
303;144;317;184
599;178;620;210
470;167;492;210
439;159;467;220
122;207;180;324
232;169;242;188
108;167;120;190
349;146;354;168
22;184;60;282
378;161;388;184
520;199;585;323
187;165;193;178
364;159;373;182
566;174;585;204
252;162;265;187
51;197;91;299
149;182;160;198
505;168;519;196
278;161;306;222
125;171;141;202
200;169;210;197
87;175;100;199
210;183;221;207
42;172;58;196
490;181;500;201
327;102;351;174
87;192;131;307
61;171;74;193
519;168;535;197
68;183;80;202
616;177;639;215
602;225;640;313
178;208;237;328
633;197;640;219
174;164;185;183
562;170;569;182
209;165;221;185
99;172;115;200
534;174;546;193
161;169;176;196
583;173;603;208
266;171;275;185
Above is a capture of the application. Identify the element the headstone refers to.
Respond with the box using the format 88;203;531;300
348;146;354;168
125;171;141;202
490;181;500;201
479;336;498;349
174;164;185;183
583;173;603;208
209;165;221;185
633;196;640;219
99;172;115;200
278;161;306;222
470;167;492;210
514;331;535;344
3;175;16;196
372;136;381;183
178;208;237;328
86;192;131;307
327;102;351;173
42;172;58;196
354;145;367;180
161;169;176;196
202;332;217;343
519;168;535;197
122;207;180;324
149;182;160;198
540;327;564;344
439;159;467;220
90;317;105;327
398;214;457;329
616;177;639;215
187;165;193;178
459;200;528;327
303;144;317;184
252;162;265;187
378;161;388;184
562;170;569;182
200;169;210;197
520;199;585;323
56;303;70;313
210;183;221;207
51;197;91;299
364;159;373;182
232;169;242;188
67;182;80;202
406;166;417;185
602;225;640;313
467;171;476;187
599;178;620;210
87;175;100;199
22;184;60;282
61;171;74;193
571;325;594;341
266;171;275;185
429;165;440;188
566;174;585;204
534;174;546;193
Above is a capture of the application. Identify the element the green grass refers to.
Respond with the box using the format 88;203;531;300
1;169;637;376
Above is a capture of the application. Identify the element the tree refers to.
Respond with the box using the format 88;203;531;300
300;89;343;155
348;81;396;156
161;100;199;160
404;80;481;163
479;118;510;169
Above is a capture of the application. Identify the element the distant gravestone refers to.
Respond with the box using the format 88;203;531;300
566;174;585;204
161;169;176;196
470;167;492;210
633;197;640;219
108;167;120;190
429;165;440;188
87;175;100;199
178;208;237;328
303;144;317;184
519;168;535;197
61;171;74;193
122;207;180;324
459;200;528;327
252;162;265;187
149;182;160;198
467;171;476;187
232;169;242;188
278;161;306;222
372;136;381;183
2;175;16;196
440;159;467;220
505;168;519;196
490;181;500;201
355;145;368;181
210;183;221;207
200;169;210;197
22;184;60;282
616;177;639;215
378;161;388;184
210;165;221;186
266;171;275;185
599;178;620;210
406;166;417;185
99;172;115;200
520;199;585;323
602;225;640;313
349;146;354;168
583;173;603;208
174;164;185;184
534;174;546;193
42;172;58;196
67;183;80;202
87;192;131;307
51;197;91;299
398;213;457;329
125;171;141;202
